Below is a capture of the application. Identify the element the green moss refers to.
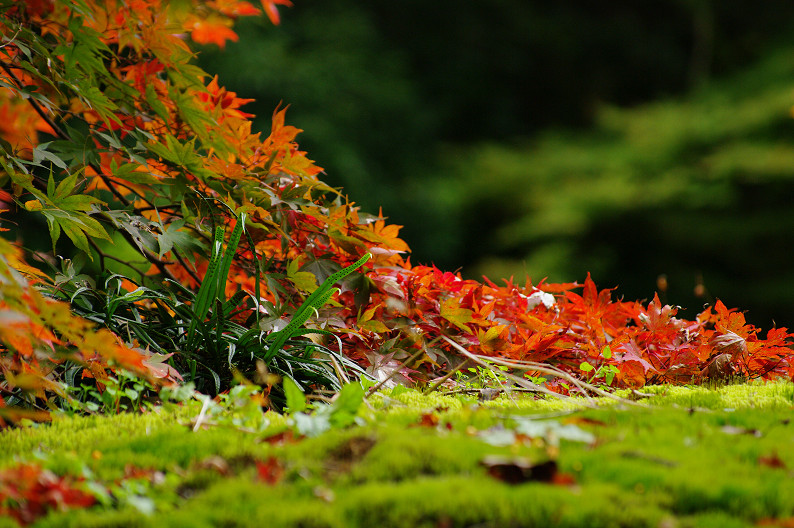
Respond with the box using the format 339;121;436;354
0;518;21;528
678;511;754;528
621;379;794;409
348;427;514;483
9;381;794;527
1;405;198;463
31;508;151;528
163;478;344;528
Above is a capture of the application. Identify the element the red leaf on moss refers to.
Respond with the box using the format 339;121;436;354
759;452;786;470
0;463;96;525
481;457;572;486
415;413;440;428
255;457;284;485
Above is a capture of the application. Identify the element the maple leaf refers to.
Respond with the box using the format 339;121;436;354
212;0;262;17
439;297;474;332
140;351;184;383
562;273;627;339
476;324;509;354
614;340;654;372
265;105;302;150
261;0;293;25
199;76;255;121
256;457;285;485
155;218;204;259
286;259;319;293
617;360;649;389
358;303;390;333
185;14;240;49
14;170;112;258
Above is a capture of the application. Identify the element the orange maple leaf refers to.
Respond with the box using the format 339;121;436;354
211;0;261;17
261;0;293;25
185;15;239;49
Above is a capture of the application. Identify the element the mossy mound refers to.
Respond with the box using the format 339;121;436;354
3;381;793;527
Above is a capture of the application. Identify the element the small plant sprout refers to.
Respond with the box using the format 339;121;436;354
579;346;620;388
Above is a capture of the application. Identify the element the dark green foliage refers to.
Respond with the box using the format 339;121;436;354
197;1;794;282
434;47;794;328
45;225;370;400
264;252;371;364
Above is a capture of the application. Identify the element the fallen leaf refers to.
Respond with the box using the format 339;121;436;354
258;430;301;445
481;456;570;485
198;455;230;476
481;455;533;484
414;413;440;428
721;425;762;437
759;452;786;470
756;517;794;527
620;450;678;467
256;457;284;485
562;416;607;427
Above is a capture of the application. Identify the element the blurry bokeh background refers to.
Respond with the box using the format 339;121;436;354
199;0;794;328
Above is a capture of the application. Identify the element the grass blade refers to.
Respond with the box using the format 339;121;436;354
265;253;370;360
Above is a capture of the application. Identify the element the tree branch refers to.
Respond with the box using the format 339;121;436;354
0;59;191;285
0;60;67;140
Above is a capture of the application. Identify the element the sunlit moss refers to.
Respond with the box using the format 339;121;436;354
3;381;794;527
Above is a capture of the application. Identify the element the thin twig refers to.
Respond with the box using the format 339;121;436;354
440;335;644;408
87;237;106;271
0;59;194;285
98;252;150;282
0;60;67;140
0;27;22;51
172;249;201;285
440;386;560;397
192;396;211;432
98;174;131;207
423;358;471;395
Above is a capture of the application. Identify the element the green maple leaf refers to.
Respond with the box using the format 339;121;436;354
286;259;319;294
155;219;203;258
18;171;111;258
440;297;474;332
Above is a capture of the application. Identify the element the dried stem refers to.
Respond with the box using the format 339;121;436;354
423;358;471;395
440;335;643;408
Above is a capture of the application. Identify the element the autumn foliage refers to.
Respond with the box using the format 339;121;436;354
0;462;96;525
0;0;793;424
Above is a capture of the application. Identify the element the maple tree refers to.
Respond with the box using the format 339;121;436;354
0;0;793;426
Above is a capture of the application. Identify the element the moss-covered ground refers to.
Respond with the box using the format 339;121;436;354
2;381;794;527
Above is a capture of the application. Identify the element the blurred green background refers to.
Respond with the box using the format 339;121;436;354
198;0;794;328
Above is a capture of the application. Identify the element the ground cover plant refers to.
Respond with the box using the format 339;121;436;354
1;1;794;525
0;381;792;526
